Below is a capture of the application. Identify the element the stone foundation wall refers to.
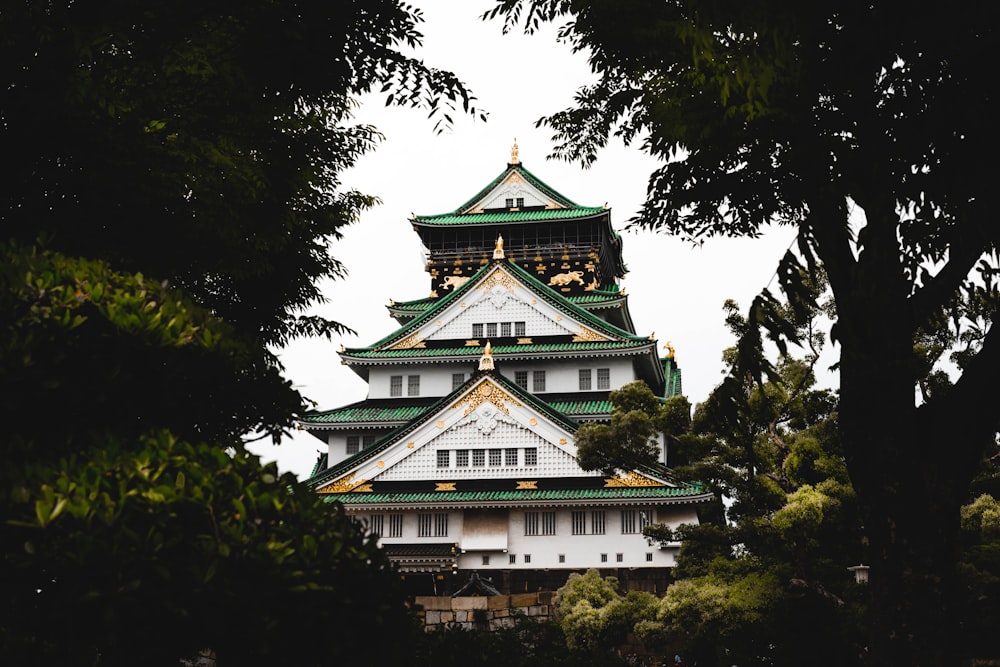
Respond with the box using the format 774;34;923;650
413;592;554;631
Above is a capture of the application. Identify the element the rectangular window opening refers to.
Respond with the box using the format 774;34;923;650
472;449;485;466
472;323;484;338
525;448;538;466
346;436;360;455
600;553;608;563
436;450;450;468
500;322;512;337
572;511;587;535
597;368;611;390
407;374;420;396
489;449;502;466
532;370;546;393
592;511;606;535
579;368;592;391
452;373;465;390
515;321;526;337
486;322;498;337
456;449;469;467
388;514;403;538
505;448;518;466
542;511;556;536
523;553;531;564
390;375;403;397
616;553;624;563
525;511;539;536
515;371;528;390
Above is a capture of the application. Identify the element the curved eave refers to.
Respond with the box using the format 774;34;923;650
340;340;660;364
322;490;715;511
411;207;607;227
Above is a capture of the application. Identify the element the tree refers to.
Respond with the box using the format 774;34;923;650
1;1;480;662
487;2;999;664
575;381;688;475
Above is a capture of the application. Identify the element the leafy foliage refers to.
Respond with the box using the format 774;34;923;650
488;2;1000;663
1;1;482;662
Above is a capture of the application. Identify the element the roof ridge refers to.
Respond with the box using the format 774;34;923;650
443;163;583;216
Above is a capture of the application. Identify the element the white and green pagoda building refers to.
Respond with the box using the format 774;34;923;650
299;145;709;595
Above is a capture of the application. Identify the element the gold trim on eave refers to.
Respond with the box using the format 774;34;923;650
451;379;522;417
388;331;425;350
604;471;662;488
435;482;457;492
516;481;538;490
317;474;368;494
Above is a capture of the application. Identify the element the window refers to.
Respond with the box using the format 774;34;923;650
500;322;512;337
388;514;403;538
592;511;606;535
616;553;623;563
472;449;485;466
572;511;587;535
597;368;611;390
407;374;420;396
437;450;450;468
505;448;518;465
363;434;375;449
646;552;653;562
486;322;497;337
523;553;531;564
579;368;592;390
542;511;556;535
505;198;514;208
489;449;502;466
601;553;608;563
472;323;484;337
390;375;403;397
346;436;360;455
640;510;652;531
558;554;566;563
515;321;526;336
532;370;546;392
515;371;528;390
509;554;516;564
621;510;637;534
452;373;465;390
525;448;538;466
516;197;524;208
525;511;539;536
456;449;469;467
418;513;448;537
483;555;491;565
369;514;384;536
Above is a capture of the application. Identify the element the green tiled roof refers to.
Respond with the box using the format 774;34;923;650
342;340;654;360
301;404;432;424
389;289;625;316
547;400;613;416
448;163;581;215
413;207;606;226
301;396;612;426
322;485;709;505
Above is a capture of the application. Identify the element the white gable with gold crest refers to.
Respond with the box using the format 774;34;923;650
315;373;592;493
385;262;614;351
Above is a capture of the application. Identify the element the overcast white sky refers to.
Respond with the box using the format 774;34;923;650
249;1;830;478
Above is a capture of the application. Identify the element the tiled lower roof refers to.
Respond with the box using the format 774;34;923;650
300;395;613;426
413;207;606;226
342;340;653;360
323;485;709;505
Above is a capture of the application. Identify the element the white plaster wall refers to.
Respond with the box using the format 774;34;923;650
351;504;701;570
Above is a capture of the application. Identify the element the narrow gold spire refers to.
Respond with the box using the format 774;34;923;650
479;340;495;371
493;233;505;259
510;139;520;165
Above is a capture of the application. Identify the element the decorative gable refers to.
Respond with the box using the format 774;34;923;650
384;263;615;351
314;374;587;493
461;169;564;213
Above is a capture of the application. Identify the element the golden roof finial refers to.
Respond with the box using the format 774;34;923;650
493;233;505;259
664;341;675;359
479;340;495;371
510;138;520;165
